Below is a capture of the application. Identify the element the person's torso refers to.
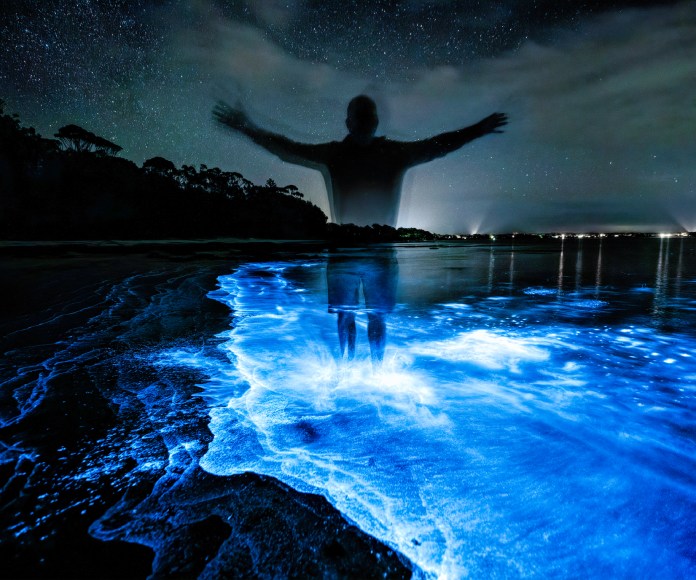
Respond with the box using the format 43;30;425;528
325;138;410;227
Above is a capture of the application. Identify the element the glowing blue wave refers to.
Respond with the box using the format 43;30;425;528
160;259;696;578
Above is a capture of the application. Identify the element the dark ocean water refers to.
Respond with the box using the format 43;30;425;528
2;237;695;578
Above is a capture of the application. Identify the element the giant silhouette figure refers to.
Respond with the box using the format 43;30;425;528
213;95;507;227
214;95;507;364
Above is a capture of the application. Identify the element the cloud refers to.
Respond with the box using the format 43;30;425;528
496;5;696;148
180;2;362;132
245;0;305;29
180;0;696;233
394;2;696;232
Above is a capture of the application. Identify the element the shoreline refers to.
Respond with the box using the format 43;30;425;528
0;253;415;578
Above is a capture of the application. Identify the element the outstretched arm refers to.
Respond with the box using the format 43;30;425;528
404;112;508;166
213;101;329;167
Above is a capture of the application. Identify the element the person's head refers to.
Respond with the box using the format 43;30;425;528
346;95;378;141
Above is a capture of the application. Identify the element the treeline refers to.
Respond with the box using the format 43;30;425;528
0;101;327;240
325;223;444;243
0;101;445;242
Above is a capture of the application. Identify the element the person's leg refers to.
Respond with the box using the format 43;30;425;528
367;312;386;364
327;256;360;360
337;310;357;360
362;252;398;366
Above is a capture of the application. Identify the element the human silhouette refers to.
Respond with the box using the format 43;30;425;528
214;95;507;364
213;95;507;227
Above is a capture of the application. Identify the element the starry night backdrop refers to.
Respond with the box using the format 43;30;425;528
1;0;694;234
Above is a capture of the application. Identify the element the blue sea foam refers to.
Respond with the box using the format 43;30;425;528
162;261;696;578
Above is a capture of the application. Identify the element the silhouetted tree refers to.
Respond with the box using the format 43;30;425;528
55;124;94;153
143;156;177;174
55;124;121;155
91;134;122;156
1;101;332;240
282;184;303;198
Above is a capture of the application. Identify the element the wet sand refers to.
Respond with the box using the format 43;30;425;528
0;242;413;579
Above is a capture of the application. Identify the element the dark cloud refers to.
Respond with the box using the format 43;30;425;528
208;0;687;76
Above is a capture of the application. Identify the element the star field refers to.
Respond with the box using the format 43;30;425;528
1;0;695;233
217;0;683;75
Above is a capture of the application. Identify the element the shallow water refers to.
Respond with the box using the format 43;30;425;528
160;237;696;578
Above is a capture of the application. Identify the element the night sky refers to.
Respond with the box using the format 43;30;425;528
2;0;695;233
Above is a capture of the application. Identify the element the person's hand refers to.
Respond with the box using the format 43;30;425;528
213;101;251;131
476;112;508;135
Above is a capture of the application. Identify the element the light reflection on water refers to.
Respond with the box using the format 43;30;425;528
162;239;696;578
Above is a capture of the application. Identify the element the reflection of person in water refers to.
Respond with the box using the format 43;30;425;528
327;249;398;364
214;95;507;363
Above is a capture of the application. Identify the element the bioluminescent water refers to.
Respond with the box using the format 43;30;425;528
157;238;696;578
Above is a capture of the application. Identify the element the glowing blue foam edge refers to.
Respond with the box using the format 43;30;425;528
154;260;696;578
